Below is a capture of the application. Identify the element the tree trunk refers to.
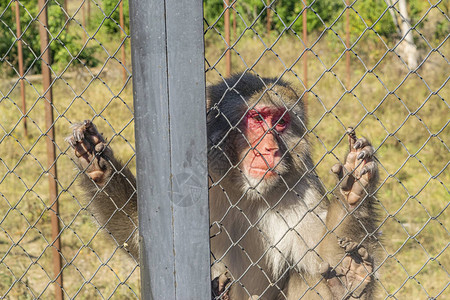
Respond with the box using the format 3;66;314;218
397;0;419;69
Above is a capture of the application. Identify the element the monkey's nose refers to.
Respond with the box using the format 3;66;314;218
261;133;279;151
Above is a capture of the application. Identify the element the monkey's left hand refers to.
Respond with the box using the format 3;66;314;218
321;237;373;299
331;128;378;209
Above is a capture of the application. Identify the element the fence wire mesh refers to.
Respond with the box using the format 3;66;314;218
0;0;137;298
0;0;447;299
205;0;448;299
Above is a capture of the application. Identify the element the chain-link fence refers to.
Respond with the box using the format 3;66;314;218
204;1;448;299
0;0;137;298
0;0;448;299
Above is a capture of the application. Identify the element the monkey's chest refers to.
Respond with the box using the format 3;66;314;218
210;199;327;284
257;204;327;278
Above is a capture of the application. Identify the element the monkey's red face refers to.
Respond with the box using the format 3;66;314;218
242;106;290;182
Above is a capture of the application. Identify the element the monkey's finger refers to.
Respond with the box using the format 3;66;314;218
353;137;370;150
347;182;369;207
325;276;348;297
68;139;97;173
338;237;350;247
71;120;97;142
345;137;371;169
319;262;332;278
350;264;372;299
67;122;95;154
211;271;232;299
66;122;89;148
359;160;377;180
337;257;351;276
339;169;355;192
218;271;232;293
347;127;357;153
71;122;87;142
338;237;359;253
356;145;374;161
94;143;115;171
81;120;106;148
358;247;370;261
331;163;344;180
65;135;77;148
320;263;350;298
74;146;92;171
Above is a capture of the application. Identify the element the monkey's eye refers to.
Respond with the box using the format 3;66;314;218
275;118;288;132
252;114;264;122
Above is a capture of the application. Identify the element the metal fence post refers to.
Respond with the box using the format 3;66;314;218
129;0;211;299
13;0;27;137
37;1;63;299
224;0;231;76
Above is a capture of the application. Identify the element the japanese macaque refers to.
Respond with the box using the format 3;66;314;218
67;73;380;300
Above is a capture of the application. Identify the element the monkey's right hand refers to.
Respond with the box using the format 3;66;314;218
331;128;379;209
66;120;113;186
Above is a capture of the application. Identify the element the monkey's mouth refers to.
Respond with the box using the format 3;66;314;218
245;153;282;180
248;167;278;179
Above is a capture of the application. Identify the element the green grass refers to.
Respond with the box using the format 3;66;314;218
0;29;448;300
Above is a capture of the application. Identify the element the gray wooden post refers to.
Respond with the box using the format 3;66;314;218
129;0;210;299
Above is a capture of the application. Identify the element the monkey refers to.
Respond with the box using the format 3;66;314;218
66;121;139;259
66;73;380;299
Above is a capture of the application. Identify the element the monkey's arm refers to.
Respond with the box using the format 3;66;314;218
321;128;379;299
66;120;139;260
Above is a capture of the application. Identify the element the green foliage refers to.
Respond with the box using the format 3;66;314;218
94;0;129;34
434;18;448;40
47;3;99;72
204;0;227;27
273;0;344;33
0;0;99;75
204;0;267;32
0;1;39;74
349;0;395;37
409;0;429;24
203;0;430;41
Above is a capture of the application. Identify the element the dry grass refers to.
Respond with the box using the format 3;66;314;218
0;28;448;299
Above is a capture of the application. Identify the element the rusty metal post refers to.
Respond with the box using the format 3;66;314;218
64;0;69;21
120;0;126;84
82;1;86;42
224;0;231;76
266;0;271;35
303;1;308;106
346;0;351;87
233;3;236;42
13;0;27;136
87;0;91;21
37;1;63;299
